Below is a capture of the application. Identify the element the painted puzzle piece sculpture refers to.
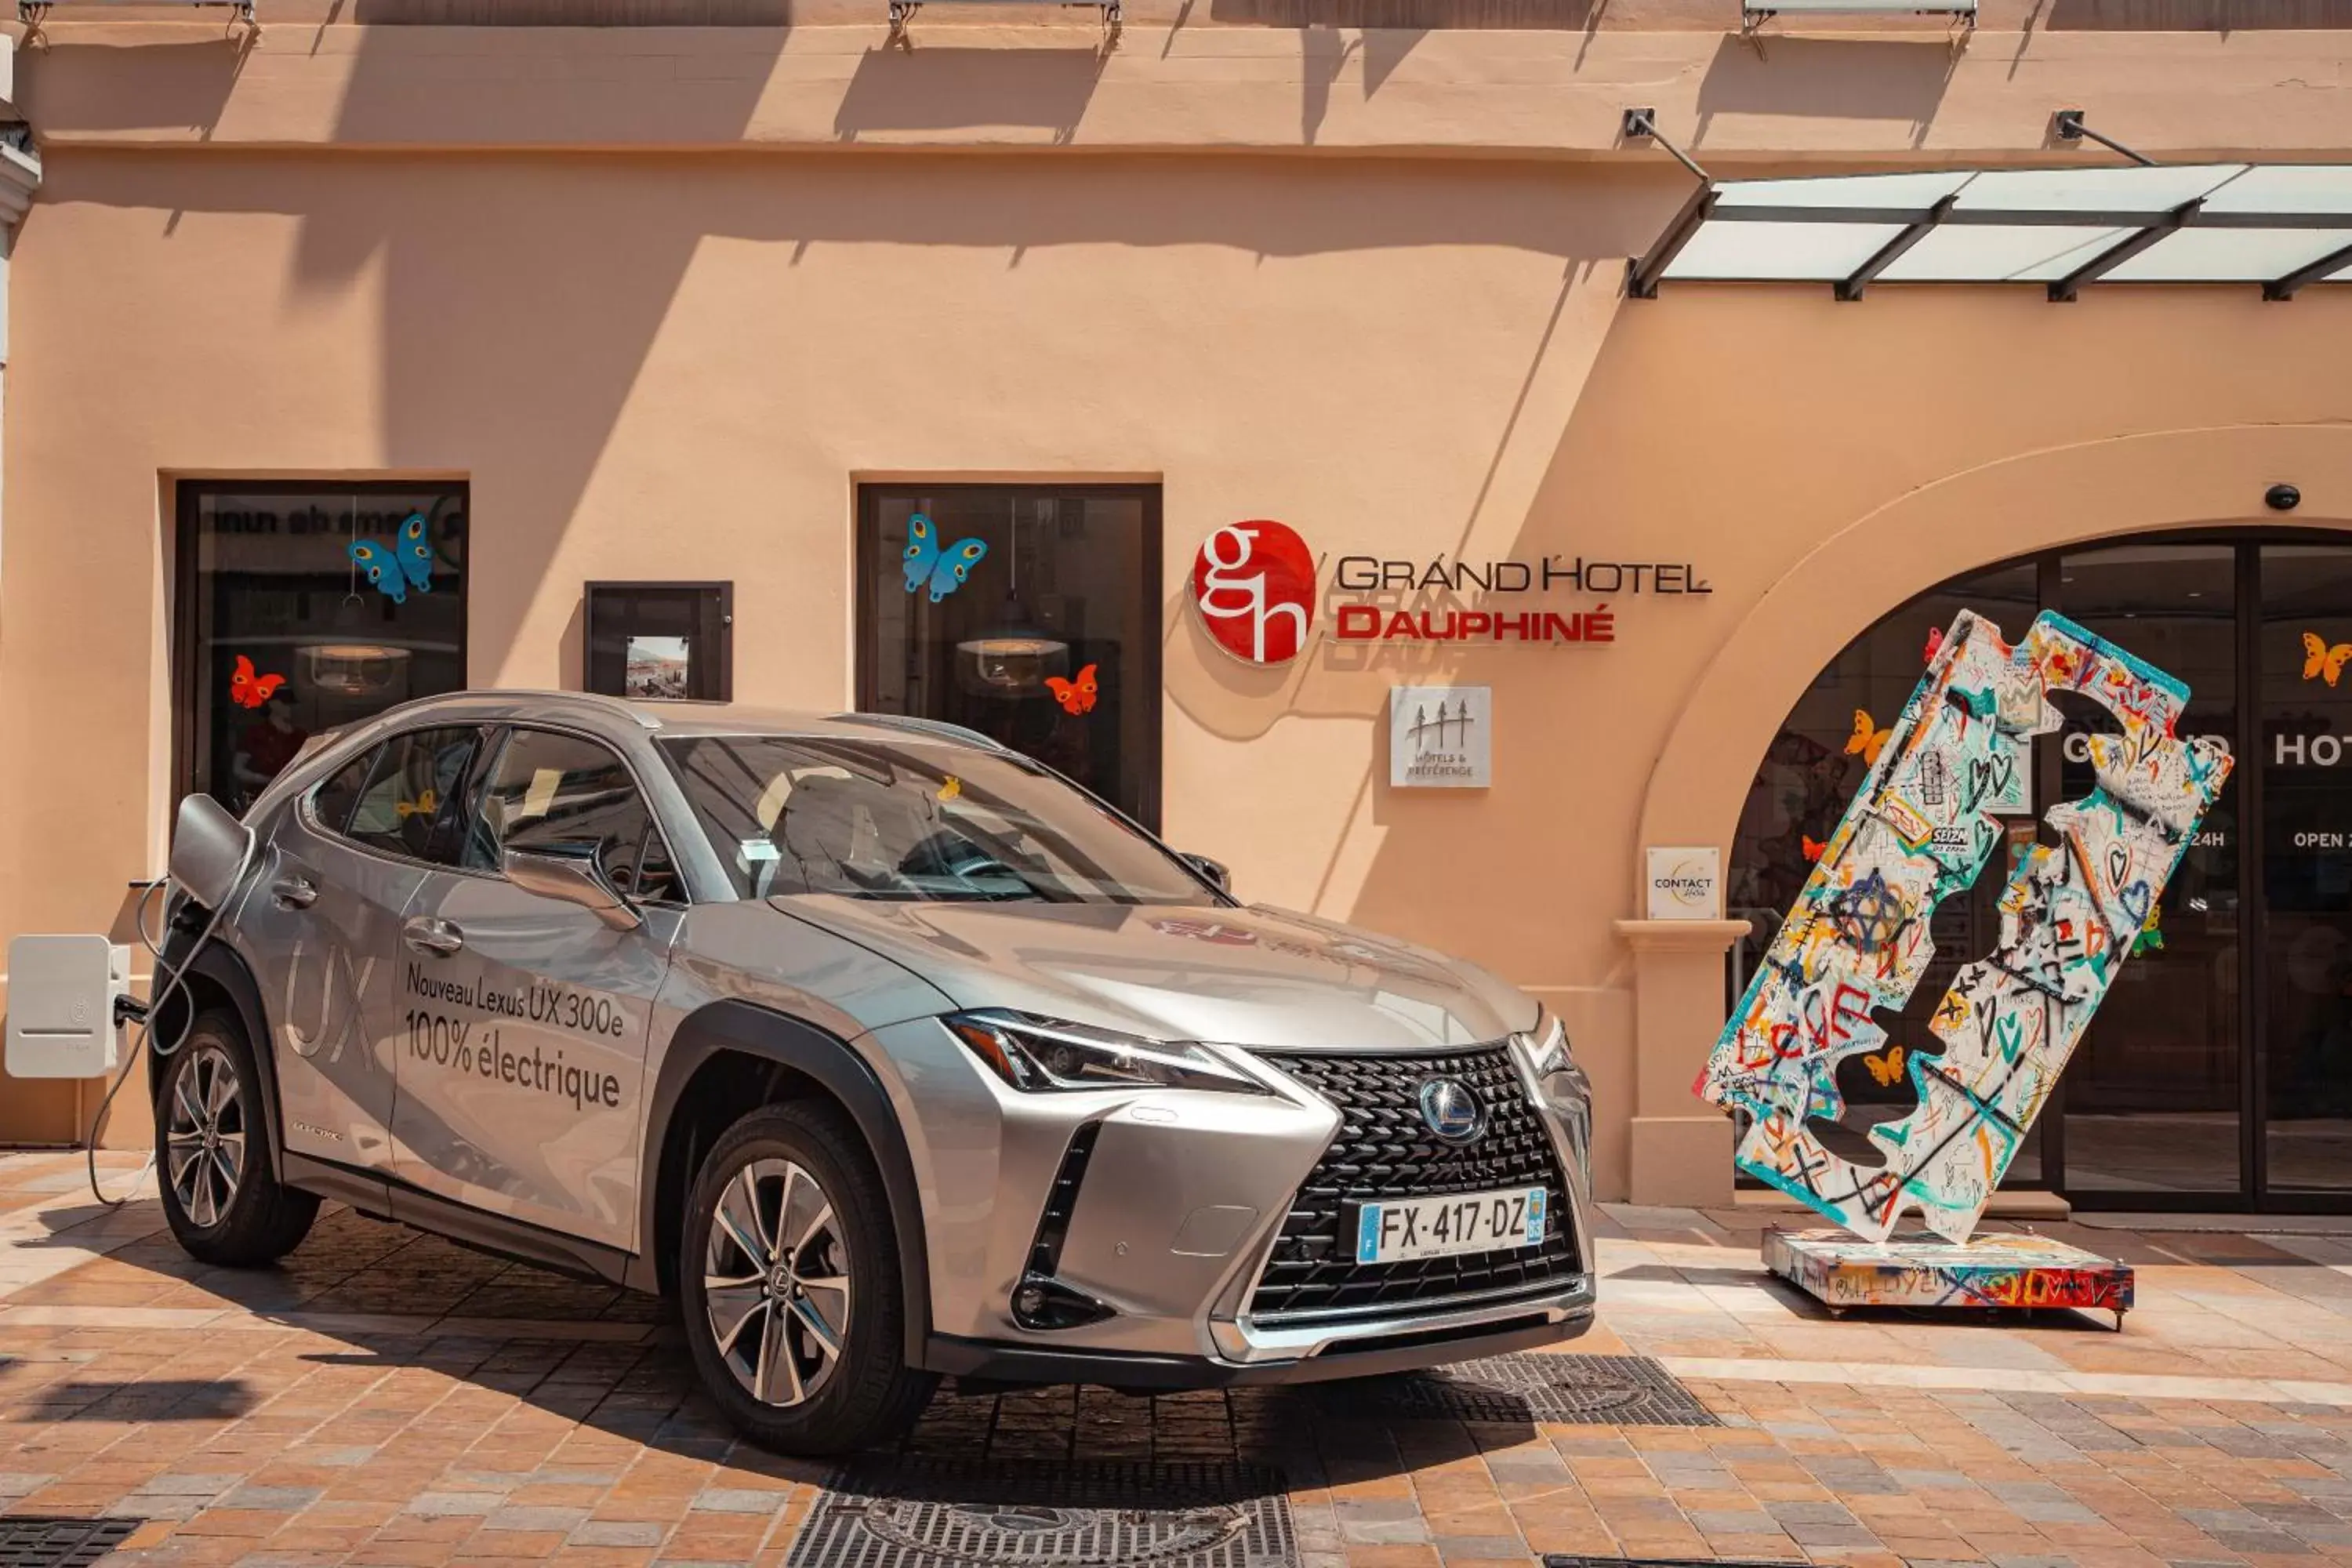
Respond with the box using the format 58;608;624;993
1700;609;2233;1243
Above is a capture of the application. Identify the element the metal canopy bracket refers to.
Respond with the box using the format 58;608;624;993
2049;194;2201;302
1622;109;1716;301
1837;191;1955;301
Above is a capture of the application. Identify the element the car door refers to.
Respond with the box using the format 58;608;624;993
390;725;683;1248
235;725;488;1176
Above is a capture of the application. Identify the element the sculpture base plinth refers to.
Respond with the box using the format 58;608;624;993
1763;1228;2132;1330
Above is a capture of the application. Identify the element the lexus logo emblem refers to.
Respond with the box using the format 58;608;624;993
1418;1077;1486;1145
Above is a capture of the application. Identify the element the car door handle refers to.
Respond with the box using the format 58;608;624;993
401;916;465;957
270;875;318;910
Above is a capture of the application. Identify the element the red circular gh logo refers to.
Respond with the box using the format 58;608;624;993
1191;521;1315;665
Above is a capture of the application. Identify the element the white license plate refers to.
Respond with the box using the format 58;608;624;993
1352;1185;1547;1265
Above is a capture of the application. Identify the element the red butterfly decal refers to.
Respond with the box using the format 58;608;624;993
1045;662;1099;717
1802;835;1828;862
230;655;288;710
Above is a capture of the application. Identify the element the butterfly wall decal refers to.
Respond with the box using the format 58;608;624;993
1860;1044;1907;1089
349;513;437;605
229;655;287;710
1845;709;1892;764
1045;662;1098;717
2304;631;2352;688
902;514;988;604
1801;834;1827;863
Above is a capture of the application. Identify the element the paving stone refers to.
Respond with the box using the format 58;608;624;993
403;1490;505;1515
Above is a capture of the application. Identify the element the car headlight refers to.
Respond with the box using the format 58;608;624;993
1519;1009;1589;1095
947;1011;1272;1096
1522;1010;1571;1076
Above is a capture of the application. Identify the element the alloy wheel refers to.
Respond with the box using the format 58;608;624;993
702;1158;851;1408
165;1044;246;1229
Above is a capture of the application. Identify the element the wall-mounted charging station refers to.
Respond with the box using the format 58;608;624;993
5;935;130;1080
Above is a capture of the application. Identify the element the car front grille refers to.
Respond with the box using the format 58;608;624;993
1247;1044;1581;1325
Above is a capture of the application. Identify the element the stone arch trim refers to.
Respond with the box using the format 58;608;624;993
1635;423;2352;859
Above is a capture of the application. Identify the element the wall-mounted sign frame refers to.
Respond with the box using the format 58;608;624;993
583;581;733;702
1389;684;1492;788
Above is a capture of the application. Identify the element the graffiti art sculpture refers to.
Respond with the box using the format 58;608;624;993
1700;610;2233;1243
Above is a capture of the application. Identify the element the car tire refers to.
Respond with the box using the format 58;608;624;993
155;1009;320;1267
681;1101;938;1454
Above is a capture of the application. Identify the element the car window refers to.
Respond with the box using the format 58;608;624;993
659;734;1208;906
308;745;380;837
472;729;682;903
345;728;483;864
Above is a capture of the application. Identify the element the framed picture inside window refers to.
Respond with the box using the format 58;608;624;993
584;582;733;702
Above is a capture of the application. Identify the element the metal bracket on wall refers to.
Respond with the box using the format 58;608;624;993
887;0;1121;49
19;1;260;47
1737;0;1973;59
1622;110;1718;301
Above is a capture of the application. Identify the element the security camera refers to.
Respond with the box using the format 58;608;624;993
2267;483;2302;512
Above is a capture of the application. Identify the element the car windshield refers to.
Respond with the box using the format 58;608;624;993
659;734;1211;905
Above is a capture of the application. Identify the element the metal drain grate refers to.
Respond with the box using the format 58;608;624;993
0;1518;140;1567
786;1459;1294;1568
1325;1352;1720;1426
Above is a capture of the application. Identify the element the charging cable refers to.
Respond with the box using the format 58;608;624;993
82;841;254;1210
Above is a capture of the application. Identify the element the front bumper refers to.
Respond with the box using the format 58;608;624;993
866;1016;1598;1385
926;1279;1595;1388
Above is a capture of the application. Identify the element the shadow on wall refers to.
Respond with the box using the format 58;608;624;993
1695;34;1961;145
833;45;1111;142
42;147;1657;694
13;38;250;134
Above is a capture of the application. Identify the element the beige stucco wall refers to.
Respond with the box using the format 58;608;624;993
5;20;2352;1191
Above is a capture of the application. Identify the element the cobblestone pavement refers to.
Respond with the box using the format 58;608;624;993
6;1152;2352;1566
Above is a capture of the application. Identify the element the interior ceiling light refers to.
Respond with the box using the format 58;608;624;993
300;642;410;698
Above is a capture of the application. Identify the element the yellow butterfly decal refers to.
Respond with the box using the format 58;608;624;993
1861;1044;1907;1088
937;776;962;802
2304;631;2352;688
1845;710;1892;764
395;788;438;821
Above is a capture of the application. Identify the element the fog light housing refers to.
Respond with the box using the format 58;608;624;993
1011;1273;1114;1331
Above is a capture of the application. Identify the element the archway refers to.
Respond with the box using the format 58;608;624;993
1623;425;2352;1209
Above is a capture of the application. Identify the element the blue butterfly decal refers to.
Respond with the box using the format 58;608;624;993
349;513;437;605
901;514;988;604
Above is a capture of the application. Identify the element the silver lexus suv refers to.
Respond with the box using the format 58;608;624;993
152;691;1595;1453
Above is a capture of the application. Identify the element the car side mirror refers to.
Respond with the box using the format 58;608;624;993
1178;852;1232;895
502;843;643;932
171;793;254;911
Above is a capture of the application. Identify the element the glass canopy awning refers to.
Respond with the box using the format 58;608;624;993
1629;164;2352;301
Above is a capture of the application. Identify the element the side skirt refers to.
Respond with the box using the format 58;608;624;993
282;1152;636;1288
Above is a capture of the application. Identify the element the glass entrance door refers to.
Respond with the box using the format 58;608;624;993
2051;545;2244;1202
2259;545;2352;1196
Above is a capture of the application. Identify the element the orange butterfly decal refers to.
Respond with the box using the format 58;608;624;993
230;654;287;710
1845;709;1892;764
1861;1044;1907;1088
1802;835;1828;863
2303;631;2352;688
1045;662;1099;717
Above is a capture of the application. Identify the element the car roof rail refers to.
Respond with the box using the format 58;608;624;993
828;712;1011;753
